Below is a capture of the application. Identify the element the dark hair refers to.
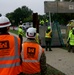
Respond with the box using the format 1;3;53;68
0;27;8;34
46;29;50;33
28;38;35;40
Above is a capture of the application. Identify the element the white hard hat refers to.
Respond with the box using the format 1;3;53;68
26;27;36;38
0;16;11;28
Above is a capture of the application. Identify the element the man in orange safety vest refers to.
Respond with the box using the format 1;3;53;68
21;27;47;75
0;16;22;75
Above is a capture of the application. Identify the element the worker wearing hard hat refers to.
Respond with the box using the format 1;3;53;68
21;27;47;75
45;26;52;51
67;27;74;52
0;16;22;75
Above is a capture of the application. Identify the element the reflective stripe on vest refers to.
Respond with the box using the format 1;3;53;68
0;62;20;68
0;36;20;68
21;45;42;62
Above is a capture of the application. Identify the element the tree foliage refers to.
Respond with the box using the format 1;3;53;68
5;3;74;26
6;6;33;26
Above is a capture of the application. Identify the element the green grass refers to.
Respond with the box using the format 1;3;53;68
47;64;65;75
9;29;26;37
9;29;18;35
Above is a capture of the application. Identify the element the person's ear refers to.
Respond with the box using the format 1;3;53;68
7;26;10;30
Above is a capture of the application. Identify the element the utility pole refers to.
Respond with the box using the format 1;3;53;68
33;13;39;33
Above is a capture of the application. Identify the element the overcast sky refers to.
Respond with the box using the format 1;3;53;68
0;0;54;16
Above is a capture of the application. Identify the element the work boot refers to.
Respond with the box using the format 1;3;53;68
68;49;71;52
72;47;74;53
49;50;52;51
49;49;52;51
72;49;74;53
46;48;48;51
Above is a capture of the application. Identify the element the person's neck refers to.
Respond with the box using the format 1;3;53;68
0;32;9;35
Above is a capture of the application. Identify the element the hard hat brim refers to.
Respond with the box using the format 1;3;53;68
0;23;11;28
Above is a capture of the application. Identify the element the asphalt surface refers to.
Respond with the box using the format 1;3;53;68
45;48;74;75
10;32;74;75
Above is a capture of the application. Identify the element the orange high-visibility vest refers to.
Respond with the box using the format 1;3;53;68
0;35;22;75
21;42;44;74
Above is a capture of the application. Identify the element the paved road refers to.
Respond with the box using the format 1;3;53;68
45;48;74;75
10;32;74;75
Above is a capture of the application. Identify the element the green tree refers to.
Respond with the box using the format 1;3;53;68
6;6;33;26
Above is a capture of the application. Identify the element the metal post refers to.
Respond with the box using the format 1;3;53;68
49;11;52;30
33;13;39;33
